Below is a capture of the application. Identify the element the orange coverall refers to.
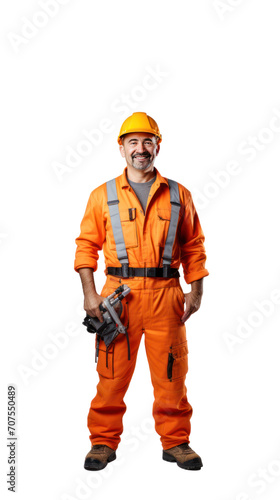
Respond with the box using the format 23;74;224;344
74;167;209;450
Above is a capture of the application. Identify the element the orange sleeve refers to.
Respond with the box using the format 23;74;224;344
178;188;209;284
74;187;106;273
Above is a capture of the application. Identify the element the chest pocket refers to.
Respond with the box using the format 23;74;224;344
156;208;171;247
107;208;138;250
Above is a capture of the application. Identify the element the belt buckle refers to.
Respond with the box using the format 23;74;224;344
121;263;129;279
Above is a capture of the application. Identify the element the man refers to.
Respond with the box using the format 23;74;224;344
74;112;209;471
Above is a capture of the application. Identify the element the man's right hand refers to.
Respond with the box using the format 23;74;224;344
84;294;105;322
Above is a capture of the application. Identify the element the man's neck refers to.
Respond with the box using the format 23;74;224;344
126;165;156;183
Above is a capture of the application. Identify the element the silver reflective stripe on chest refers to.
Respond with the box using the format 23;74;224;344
106;179;129;265
106;178;180;266
162;179;181;266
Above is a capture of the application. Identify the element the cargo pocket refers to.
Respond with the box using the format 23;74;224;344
167;340;188;381
96;341;115;379
95;292;130;378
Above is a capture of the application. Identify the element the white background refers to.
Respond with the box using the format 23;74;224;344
1;1;280;499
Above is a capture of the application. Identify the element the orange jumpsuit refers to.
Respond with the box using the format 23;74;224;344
74;167;209;450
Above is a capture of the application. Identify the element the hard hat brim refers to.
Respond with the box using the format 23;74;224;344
118;129;162;145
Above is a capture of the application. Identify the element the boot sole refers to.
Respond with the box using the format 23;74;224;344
84;451;116;471
162;450;203;471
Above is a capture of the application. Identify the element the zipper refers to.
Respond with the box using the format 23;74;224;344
145;180;161;215
128;186;144;215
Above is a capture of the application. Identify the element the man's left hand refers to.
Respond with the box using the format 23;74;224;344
180;278;204;323
180;291;202;323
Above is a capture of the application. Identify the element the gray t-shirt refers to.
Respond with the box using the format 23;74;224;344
128;175;156;214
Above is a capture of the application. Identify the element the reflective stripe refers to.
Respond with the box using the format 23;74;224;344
162;179;181;266
106;177;180;268
106;179;129;264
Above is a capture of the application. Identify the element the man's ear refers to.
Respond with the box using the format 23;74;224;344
156;143;160;156
119;144;125;157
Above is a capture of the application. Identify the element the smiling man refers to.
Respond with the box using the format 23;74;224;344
123;132;156;171
74;112;209;471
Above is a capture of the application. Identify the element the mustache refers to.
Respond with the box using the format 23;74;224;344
132;153;151;158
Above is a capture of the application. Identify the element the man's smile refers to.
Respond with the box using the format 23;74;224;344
132;154;151;161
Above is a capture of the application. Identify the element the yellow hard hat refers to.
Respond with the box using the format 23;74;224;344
117;112;162;144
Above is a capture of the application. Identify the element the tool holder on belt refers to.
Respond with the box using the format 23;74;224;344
83;285;131;363
106;177;181;279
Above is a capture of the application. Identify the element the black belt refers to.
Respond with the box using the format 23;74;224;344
106;266;180;278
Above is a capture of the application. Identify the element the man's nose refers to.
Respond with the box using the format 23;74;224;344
136;143;146;154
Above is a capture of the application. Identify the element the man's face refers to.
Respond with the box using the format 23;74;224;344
119;132;160;171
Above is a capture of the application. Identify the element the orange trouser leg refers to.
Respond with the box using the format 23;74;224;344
87;280;143;450
87;277;192;451
143;285;193;450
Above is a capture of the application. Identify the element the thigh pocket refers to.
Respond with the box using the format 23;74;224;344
96;341;115;379
95;294;130;379
167;340;188;381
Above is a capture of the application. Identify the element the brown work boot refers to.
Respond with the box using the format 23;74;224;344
163;442;203;470
84;444;116;471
